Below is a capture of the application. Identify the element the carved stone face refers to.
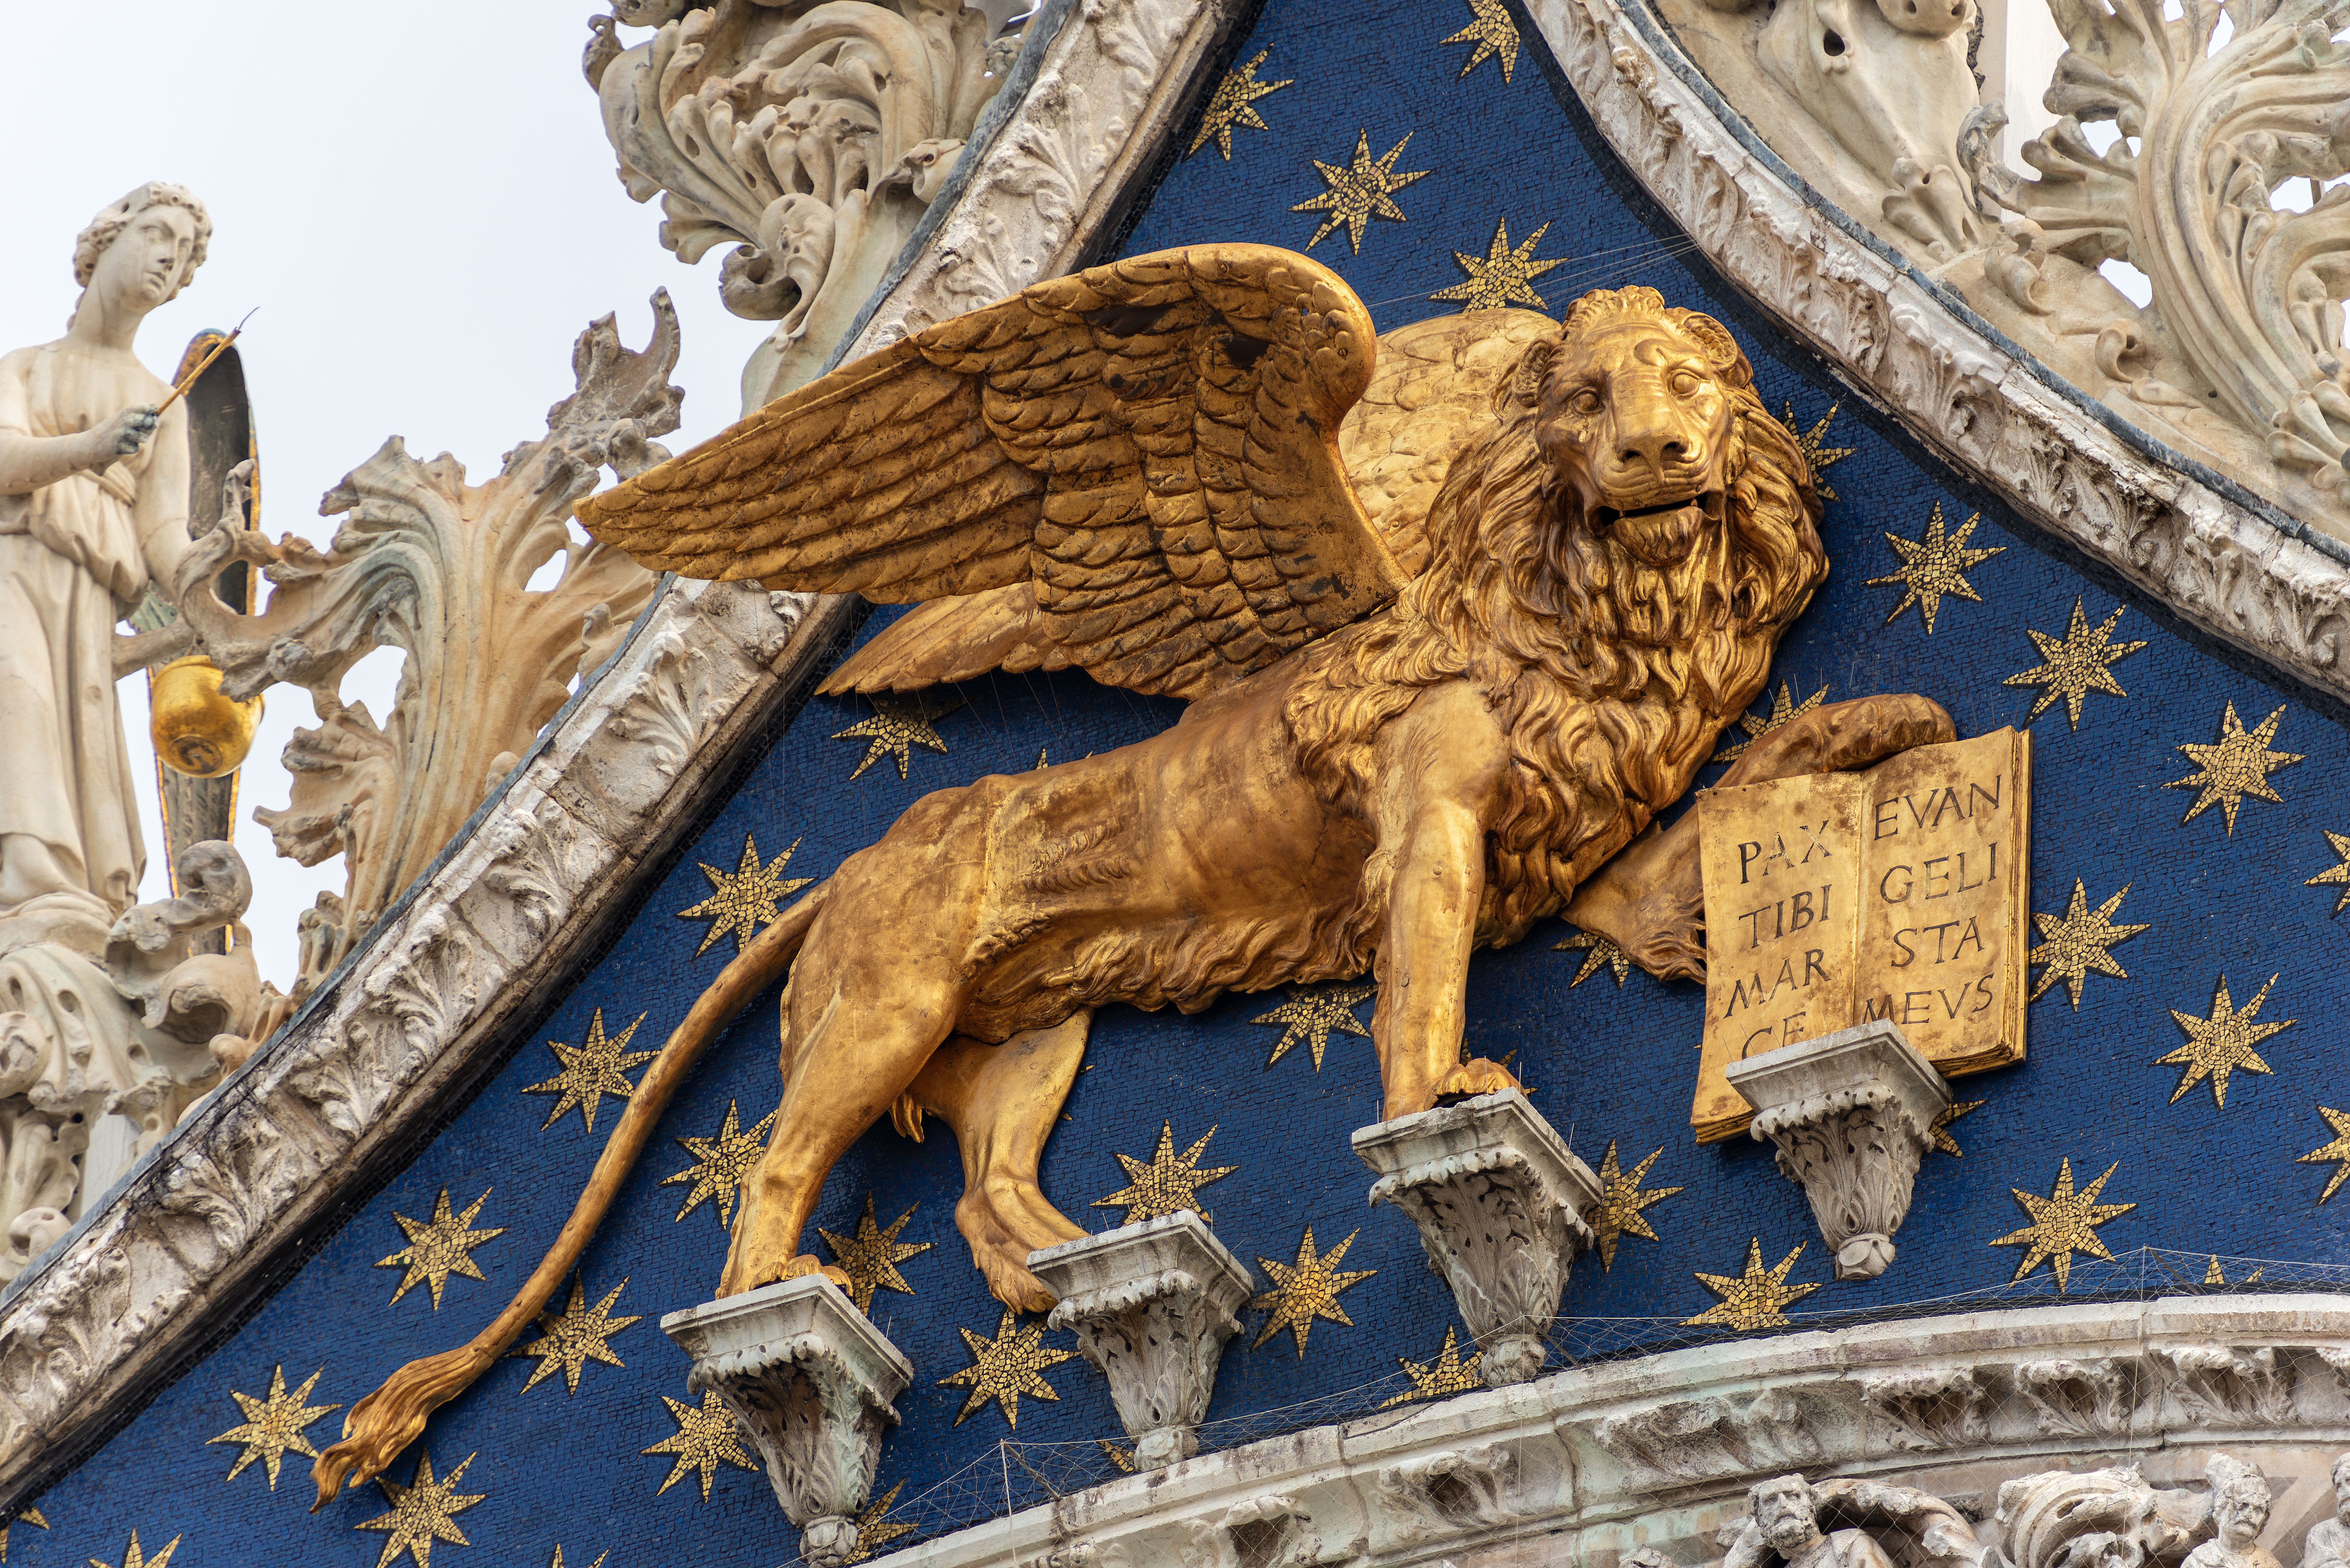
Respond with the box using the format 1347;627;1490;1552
1751;1478;1821;1556
1534;315;1738;567
90;203;199;318
2333;1459;2350;1519
1871;0;1970;39
2218;1478;2270;1547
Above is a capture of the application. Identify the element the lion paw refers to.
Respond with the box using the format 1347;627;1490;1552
724;1252;851;1300
1434;1057;1525;1102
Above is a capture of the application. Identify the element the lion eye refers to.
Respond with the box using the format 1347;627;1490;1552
1670;369;1704;396
1568;389;1603;416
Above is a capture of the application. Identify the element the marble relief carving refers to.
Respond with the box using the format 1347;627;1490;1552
1653;0;2350;531
591;0;1016;410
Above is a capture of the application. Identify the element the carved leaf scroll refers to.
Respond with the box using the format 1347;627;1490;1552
174;296;682;988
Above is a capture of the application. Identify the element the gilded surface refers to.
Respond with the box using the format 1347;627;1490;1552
1252;1226;1376;1354
1683;1239;1821;1330
2165;703;2304;836
2159;976;2294;1109
1990;1158;2137;1288
2002;600;2147;730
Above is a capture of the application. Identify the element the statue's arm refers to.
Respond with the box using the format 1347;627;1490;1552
0;352;163;497
1364;681;1511;1120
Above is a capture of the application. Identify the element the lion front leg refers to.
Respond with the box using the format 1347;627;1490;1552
1561;695;1957;979
1365;684;1522;1119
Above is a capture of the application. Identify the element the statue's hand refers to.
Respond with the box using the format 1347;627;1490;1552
93;404;160;463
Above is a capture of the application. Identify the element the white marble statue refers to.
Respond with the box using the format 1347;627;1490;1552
0;181;202;956
0;184;256;1280
2181;1459;2279;1568
2301;1456;2350;1568
1746;1475;1899;1568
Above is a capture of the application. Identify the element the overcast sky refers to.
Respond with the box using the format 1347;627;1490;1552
0;4;774;985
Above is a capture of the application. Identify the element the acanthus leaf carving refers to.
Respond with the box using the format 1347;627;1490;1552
172;297;678;997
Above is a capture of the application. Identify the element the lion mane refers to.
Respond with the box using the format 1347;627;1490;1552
1283;287;1829;962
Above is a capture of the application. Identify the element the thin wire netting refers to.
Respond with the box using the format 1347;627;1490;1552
746;1246;2348;1568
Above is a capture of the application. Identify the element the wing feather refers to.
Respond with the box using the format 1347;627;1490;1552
576;243;1405;698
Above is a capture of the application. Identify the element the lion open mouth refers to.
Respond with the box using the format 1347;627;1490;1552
1595;488;1725;566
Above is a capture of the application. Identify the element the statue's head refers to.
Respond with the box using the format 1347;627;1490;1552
72;182;210;320
1751;1474;1823;1557
2206;1457;2271;1549
2331;1452;2350;1517
1515;286;1751;570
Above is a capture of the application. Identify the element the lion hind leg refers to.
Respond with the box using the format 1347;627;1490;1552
902;1012;1090;1313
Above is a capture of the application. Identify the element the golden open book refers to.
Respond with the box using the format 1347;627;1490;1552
1690;727;2031;1141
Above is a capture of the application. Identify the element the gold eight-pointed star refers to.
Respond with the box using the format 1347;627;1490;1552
207;1363;341;1489
1094;1121;1236;1225
2164;702;2302;835
2002;599;2147;729
1780;401;1855;501
1291;131;1430;254
0;1507;47;1564
1593;1140;1683;1269
1555;928;1631;987
1442;0;1522;81
1253;1226;1377;1354
1187;47;1291;159
1683;1239;1821;1331
819;1195;933;1313
663;1099;778;1227
1867;501;2005;634
678;834;814;958
358;1448;485;1568
1929;1098;1984;1156
1430;218;1564;313
938;1309;1080;1427
1712;680;1828;764
2297;1106;2350;1202
524;1007;655;1132
2304;830;2350;913
834;693;963;781
2159;973;2293;1108
843;1481;916;1564
644;1389;759;1500
85;1530;177;1568
1380;1325;1484;1407
2026;879;2150;1009
511;1273;641;1395
378;1187;506;1310
1991;1157;2136;1290
1252;982;1374;1070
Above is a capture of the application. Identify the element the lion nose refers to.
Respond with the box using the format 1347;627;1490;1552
1619;431;1692;472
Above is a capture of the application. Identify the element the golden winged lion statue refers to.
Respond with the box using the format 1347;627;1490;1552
314;244;1952;1501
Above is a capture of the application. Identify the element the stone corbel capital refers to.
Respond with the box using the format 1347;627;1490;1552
1728;1020;1952;1280
1032;1211;1253;1469
663;1277;913;1567
1353;1089;1601;1386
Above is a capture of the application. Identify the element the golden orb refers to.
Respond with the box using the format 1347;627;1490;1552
150;655;263;778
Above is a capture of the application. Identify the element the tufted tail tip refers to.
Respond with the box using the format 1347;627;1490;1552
307;1346;485;1511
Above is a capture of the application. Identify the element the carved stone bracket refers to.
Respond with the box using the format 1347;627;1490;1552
1728;1020;1951;1280
1353;1089;1600;1386
662;1276;912;1567
1031;1211;1252;1469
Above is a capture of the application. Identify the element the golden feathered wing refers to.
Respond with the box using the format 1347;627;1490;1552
579;245;1423;702
815;303;1562;697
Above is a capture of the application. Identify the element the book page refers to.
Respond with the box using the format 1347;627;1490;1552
1854;727;2030;1073
1691;770;1865;1140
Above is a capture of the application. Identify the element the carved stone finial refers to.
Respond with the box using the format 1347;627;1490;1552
1353;1089;1600;1386
1030;1211;1253;1469
662;1276;912;1567
1727;1020;1951;1281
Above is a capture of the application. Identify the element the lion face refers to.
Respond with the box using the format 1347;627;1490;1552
1524;305;1746;568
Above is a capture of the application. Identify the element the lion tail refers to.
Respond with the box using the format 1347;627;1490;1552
308;879;831;1511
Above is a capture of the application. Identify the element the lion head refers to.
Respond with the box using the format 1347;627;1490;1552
1287;284;1829;947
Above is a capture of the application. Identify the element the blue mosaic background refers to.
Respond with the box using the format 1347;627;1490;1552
24;0;2350;1564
